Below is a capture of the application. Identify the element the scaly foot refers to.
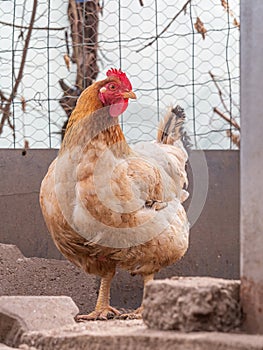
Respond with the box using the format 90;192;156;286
75;306;120;321
118;306;143;320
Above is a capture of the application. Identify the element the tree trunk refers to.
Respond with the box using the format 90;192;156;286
59;0;100;139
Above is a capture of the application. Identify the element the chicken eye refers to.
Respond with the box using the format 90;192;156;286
109;84;116;90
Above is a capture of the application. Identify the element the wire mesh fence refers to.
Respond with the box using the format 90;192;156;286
0;0;240;150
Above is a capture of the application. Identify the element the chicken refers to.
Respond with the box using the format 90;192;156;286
40;68;189;320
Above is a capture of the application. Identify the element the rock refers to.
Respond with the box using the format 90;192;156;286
142;277;242;332
0;296;78;347
0;244;24;261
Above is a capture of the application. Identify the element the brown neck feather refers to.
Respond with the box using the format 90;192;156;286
60;81;131;157
65;83;105;133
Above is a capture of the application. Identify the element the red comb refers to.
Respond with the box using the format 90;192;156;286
106;68;132;90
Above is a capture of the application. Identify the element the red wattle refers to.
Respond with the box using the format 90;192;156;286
109;99;128;117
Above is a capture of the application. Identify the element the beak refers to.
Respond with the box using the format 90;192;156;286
122;90;137;99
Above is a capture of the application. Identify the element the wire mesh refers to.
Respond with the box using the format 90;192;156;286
0;0;240;149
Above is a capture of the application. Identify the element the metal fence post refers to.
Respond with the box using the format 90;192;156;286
240;0;263;334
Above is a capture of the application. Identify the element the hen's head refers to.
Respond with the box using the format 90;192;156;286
98;68;136;117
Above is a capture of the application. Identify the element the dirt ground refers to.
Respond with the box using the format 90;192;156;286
0;243;143;314
0;243;98;314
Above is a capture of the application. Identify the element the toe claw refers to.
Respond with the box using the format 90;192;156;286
75;306;120;322
117;306;143;320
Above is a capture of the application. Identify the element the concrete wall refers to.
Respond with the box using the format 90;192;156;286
0;149;240;279
240;0;263;333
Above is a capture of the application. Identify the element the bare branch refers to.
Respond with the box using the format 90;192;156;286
68;0;80;65
0;0;37;135
0;20;67;31
0;90;7;104
209;71;230;114
7;117;14;131
65;30;70;57
210;70;240;120
210;70;240;141
59;79;71;93
221;0;240;30
136;0;191;53
213;107;240;131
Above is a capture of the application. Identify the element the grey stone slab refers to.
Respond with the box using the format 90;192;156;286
20;320;263;350
143;277;242;332
0;296;78;347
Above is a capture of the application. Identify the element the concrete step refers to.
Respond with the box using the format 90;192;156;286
6;320;263;350
143;277;242;332
0;296;263;350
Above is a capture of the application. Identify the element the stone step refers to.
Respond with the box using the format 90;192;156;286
8;320;263;350
0;295;262;350
143;277;242;332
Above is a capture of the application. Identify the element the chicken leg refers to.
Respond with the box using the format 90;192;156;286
119;273;154;319
76;271;120;321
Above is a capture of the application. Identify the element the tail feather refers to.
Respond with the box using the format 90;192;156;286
157;105;191;150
